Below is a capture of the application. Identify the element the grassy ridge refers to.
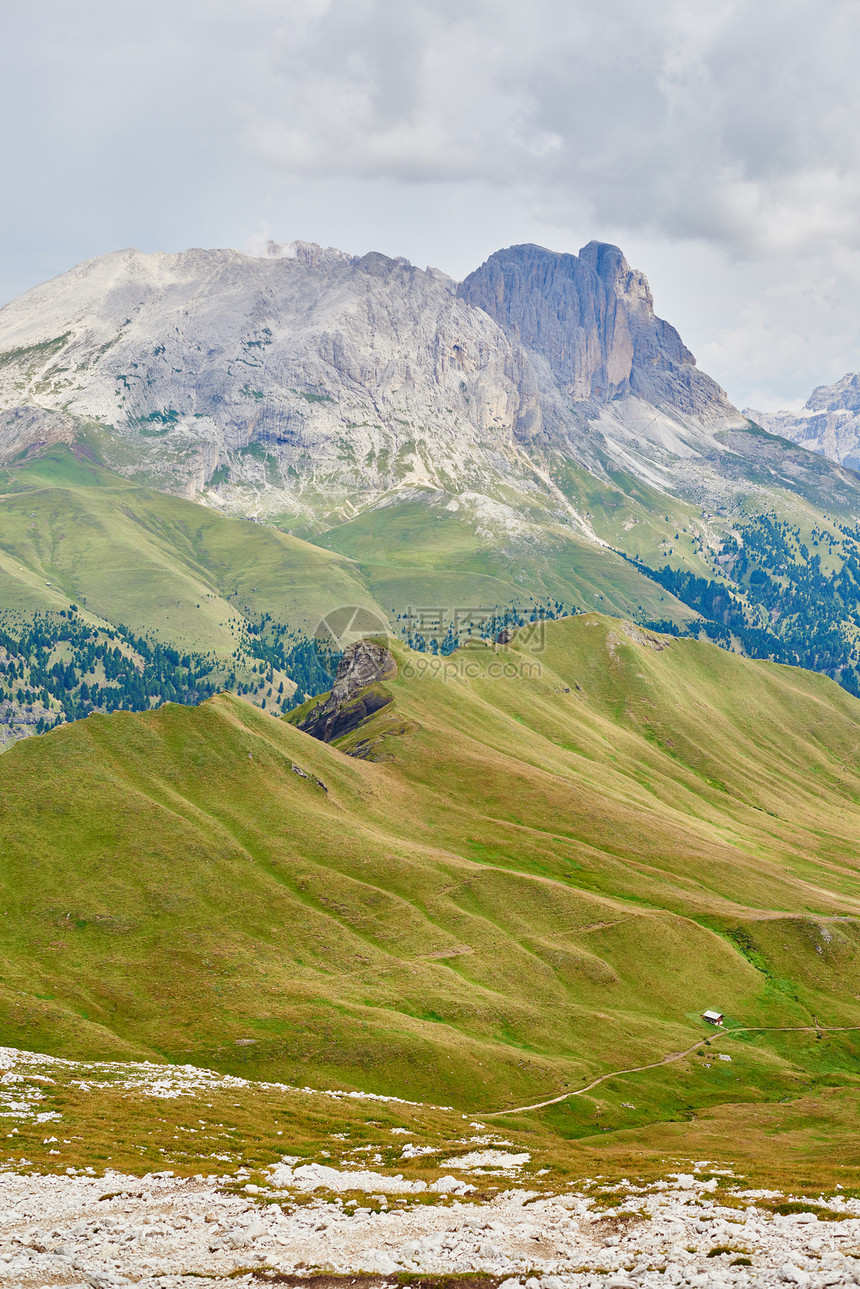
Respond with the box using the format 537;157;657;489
0;450;700;659
0;615;859;1134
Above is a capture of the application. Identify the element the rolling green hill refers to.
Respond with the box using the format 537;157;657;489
303;431;860;699
313;498;699;626
0;446;393;740
1;615;858;1139
0;445;708;746
0;446;383;648
4;437;860;751
0;445;704;643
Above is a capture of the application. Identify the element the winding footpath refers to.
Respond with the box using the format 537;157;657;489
485;1022;860;1116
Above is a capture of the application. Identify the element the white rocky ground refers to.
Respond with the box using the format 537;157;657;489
2;1048;859;1289
2;1165;859;1289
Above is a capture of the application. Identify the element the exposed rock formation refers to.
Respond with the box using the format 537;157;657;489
459;241;738;422
0;242;543;525
0;237;755;531
748;372;860;471
0;405;79;462
297;640;396;743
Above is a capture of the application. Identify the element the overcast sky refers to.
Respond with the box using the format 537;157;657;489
2;0;859;410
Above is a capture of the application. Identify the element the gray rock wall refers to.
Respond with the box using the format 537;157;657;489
459;241;738;422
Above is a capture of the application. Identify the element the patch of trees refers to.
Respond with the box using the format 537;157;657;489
397;600;571;655
0;608;341;735
0;610;222;733
632;512;860;697
237;615;340;704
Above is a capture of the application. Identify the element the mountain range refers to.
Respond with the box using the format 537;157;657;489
3;237;860;1190
0;237;743;525
2;238;860;742
749;371;860;471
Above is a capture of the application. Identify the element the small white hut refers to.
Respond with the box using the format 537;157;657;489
702;1009;724;1026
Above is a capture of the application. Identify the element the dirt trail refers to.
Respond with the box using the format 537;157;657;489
483;1023;860;1117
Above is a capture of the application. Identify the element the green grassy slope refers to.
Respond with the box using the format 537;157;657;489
0;446;385;654
1;615;859;1128
314;500;700;625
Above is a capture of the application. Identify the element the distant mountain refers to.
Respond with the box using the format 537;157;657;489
0;238;748;534
747;372;860;471
0;241;551;534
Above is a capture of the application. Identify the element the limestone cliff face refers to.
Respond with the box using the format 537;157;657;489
0;242;543;524
748;374;860;472
459;242;738;423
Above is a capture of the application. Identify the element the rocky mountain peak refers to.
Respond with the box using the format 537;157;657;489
254;239;354;268
577;240;652;308
747;371;860;471
458;241;736;422
805;371;860;414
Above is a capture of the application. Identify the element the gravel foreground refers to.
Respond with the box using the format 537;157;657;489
2;1167;860;1289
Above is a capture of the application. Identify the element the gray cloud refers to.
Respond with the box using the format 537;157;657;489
247;0;860;257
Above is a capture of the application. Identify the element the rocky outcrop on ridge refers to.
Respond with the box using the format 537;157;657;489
297;639;396;743
748;372;860;472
